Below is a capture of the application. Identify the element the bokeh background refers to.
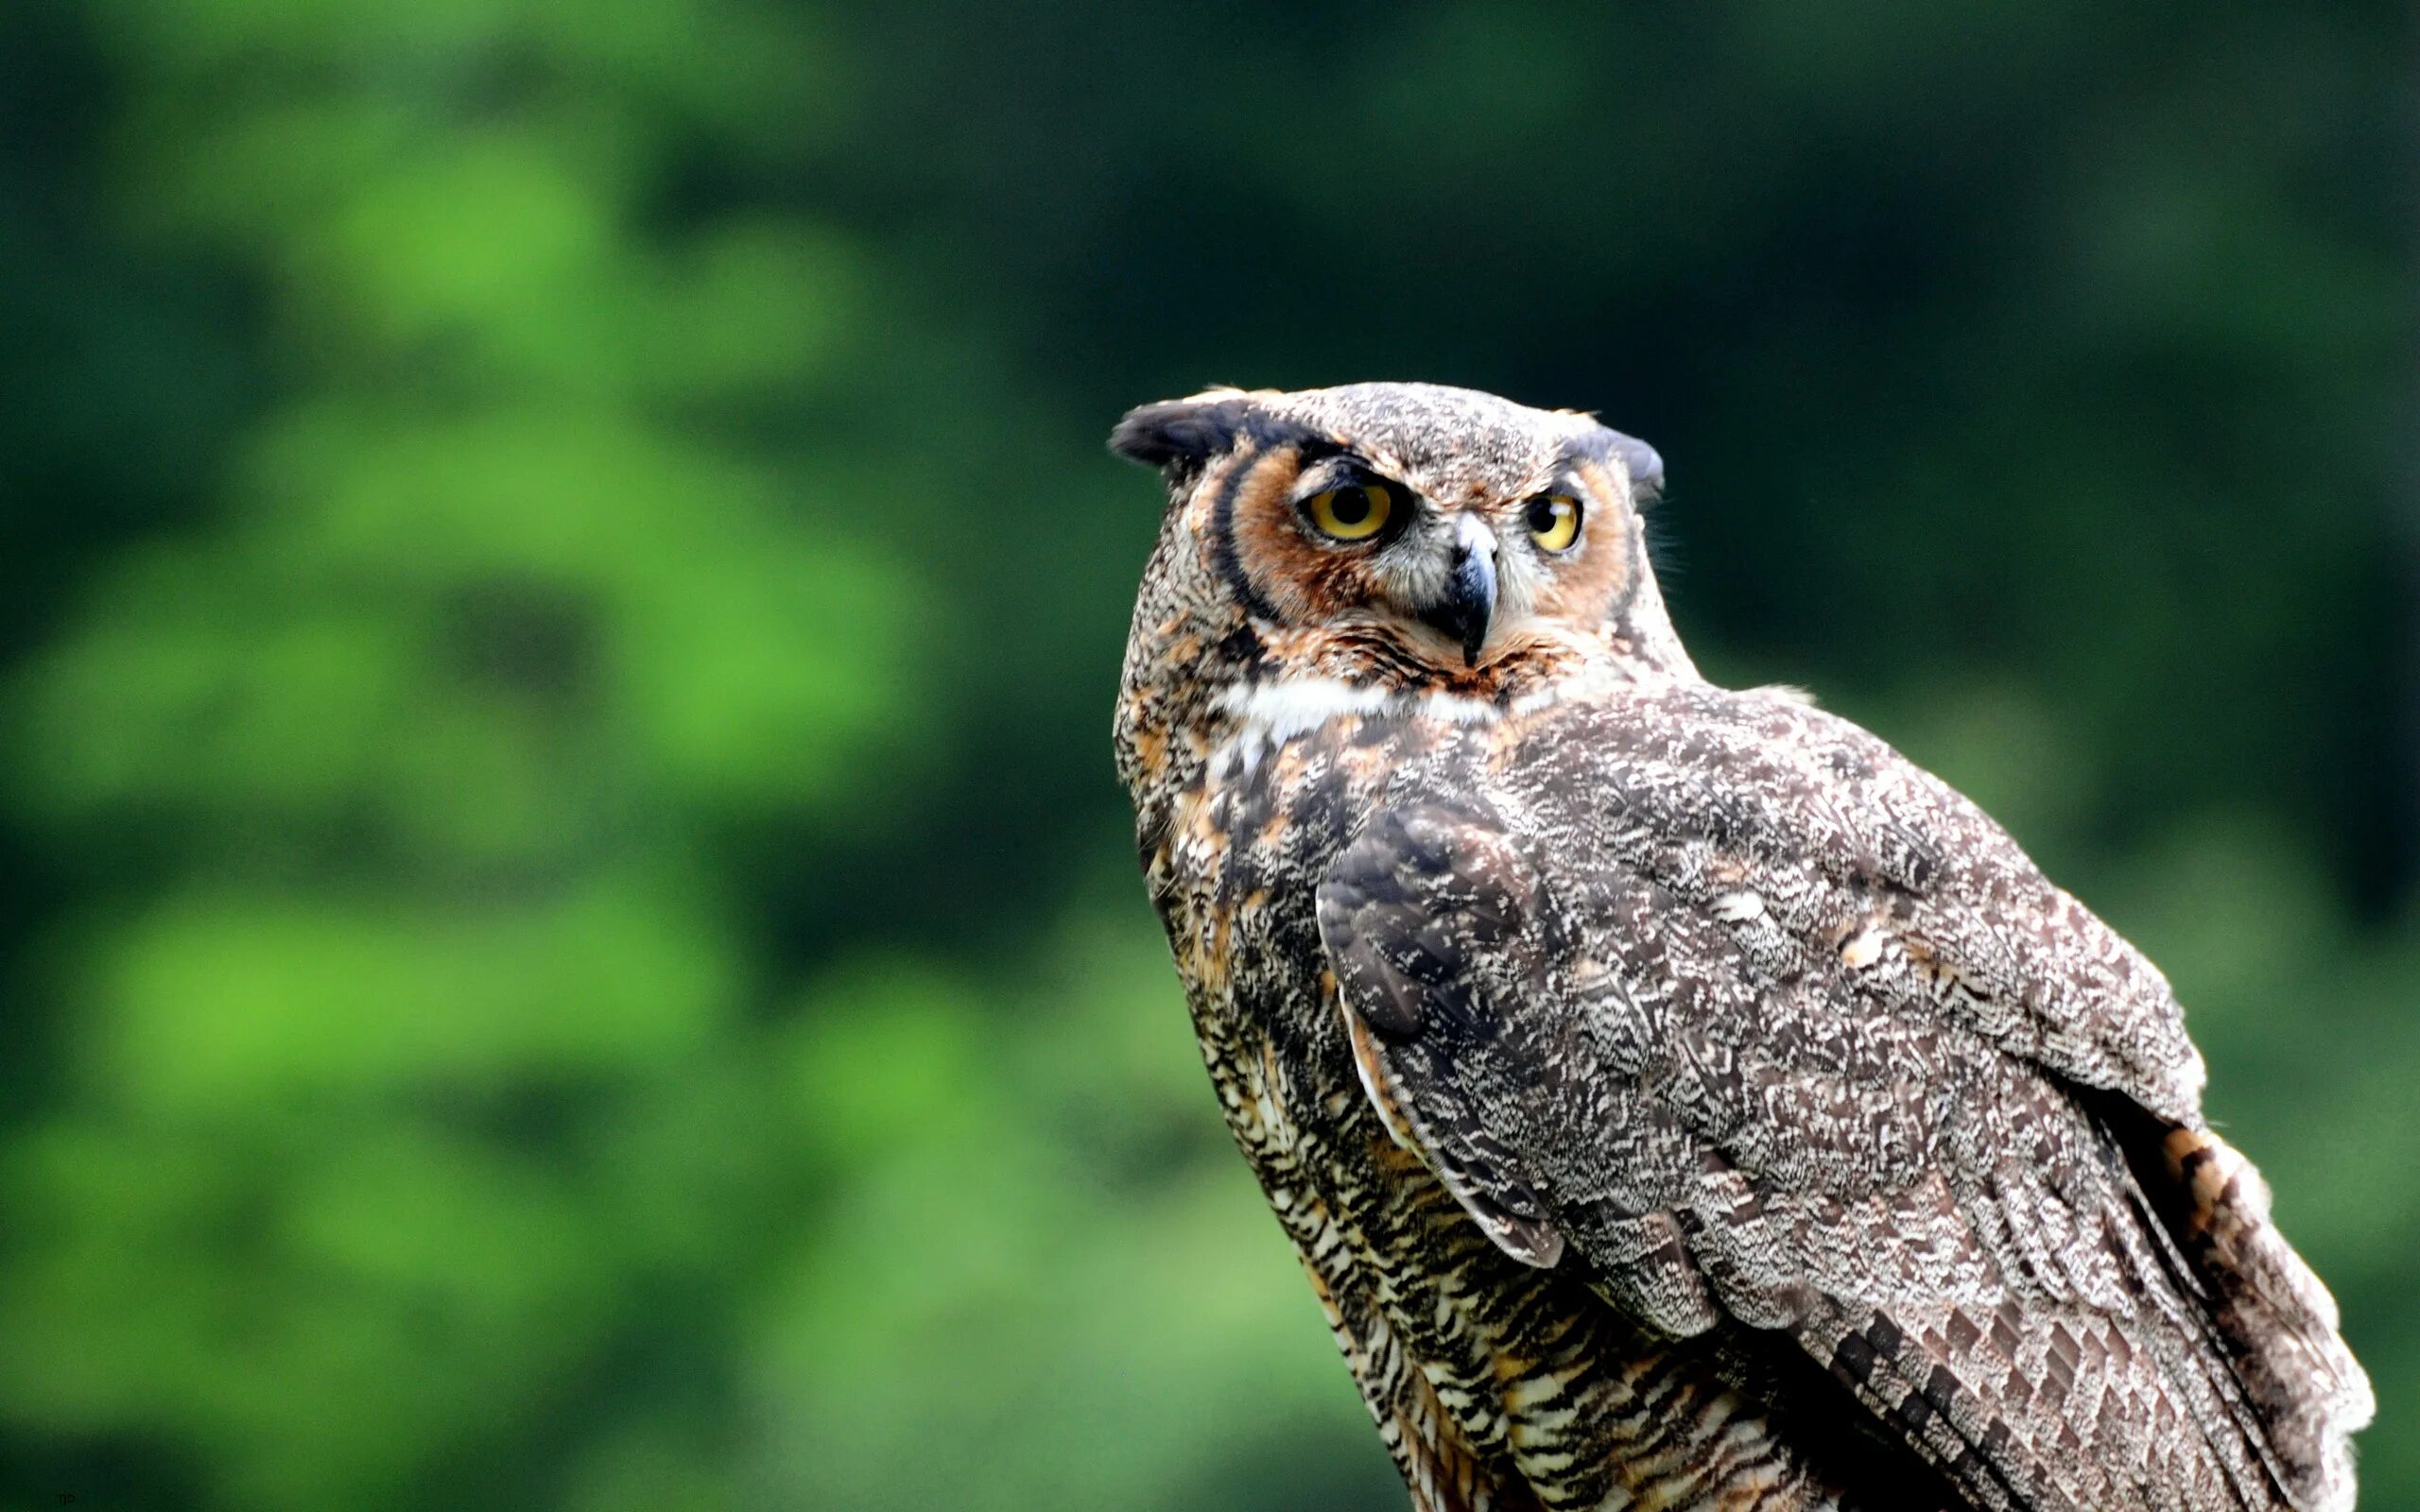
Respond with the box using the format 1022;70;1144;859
0;4;2411;1508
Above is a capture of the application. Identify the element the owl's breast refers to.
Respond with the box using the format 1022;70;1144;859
1158;710;1481;1055
1155;717;1386;1078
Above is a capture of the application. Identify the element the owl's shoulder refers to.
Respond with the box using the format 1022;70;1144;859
1384;672;2209;1127
1486;675;2002;861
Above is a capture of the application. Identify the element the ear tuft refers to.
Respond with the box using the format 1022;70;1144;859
1599;426;1665;504
1109;390;1262;475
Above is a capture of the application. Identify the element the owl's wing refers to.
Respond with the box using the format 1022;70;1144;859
1313;686;2369;1512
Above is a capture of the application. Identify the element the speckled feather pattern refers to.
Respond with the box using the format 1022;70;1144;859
1112;384;2371;1512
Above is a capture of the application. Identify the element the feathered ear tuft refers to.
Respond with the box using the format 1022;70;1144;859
1568;421;1665;505
1601;427;1666;505
1108;391;1259;475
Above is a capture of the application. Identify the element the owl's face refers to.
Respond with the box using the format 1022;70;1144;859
1114;383;1681;706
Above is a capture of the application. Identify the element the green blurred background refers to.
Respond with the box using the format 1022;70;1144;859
0;4;2410;1508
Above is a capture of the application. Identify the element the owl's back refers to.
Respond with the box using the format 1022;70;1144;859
1151;679;2368;1511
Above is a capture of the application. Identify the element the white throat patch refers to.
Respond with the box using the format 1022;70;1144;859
1212;676;1505;775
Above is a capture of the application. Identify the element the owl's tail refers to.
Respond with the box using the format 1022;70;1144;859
2153;1125;2375;1512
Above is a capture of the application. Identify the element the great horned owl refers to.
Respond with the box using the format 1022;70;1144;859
1108;383;2372;1512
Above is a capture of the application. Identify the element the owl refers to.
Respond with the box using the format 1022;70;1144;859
1108;383;2372;1512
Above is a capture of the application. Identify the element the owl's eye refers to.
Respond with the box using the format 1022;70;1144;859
1525;494;1582;552
1304;483;1394;542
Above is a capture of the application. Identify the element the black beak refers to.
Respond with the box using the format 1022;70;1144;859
1420;536;1498;667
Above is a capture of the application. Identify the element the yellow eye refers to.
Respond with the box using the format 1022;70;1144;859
1304;483;1394;541
1525;494;1582;552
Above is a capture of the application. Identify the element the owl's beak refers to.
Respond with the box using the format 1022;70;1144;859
1423;517;1499;667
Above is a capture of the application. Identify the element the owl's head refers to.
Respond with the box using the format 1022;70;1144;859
1113;383;1691;716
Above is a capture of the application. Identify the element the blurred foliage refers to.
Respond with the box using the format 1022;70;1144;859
0;2;2408;1509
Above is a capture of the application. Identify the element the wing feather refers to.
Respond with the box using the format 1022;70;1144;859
1314;686;2367;1512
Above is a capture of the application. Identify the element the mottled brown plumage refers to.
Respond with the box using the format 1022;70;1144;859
1110;382;2371;1511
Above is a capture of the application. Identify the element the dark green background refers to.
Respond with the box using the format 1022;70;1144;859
1;4;2409;1508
